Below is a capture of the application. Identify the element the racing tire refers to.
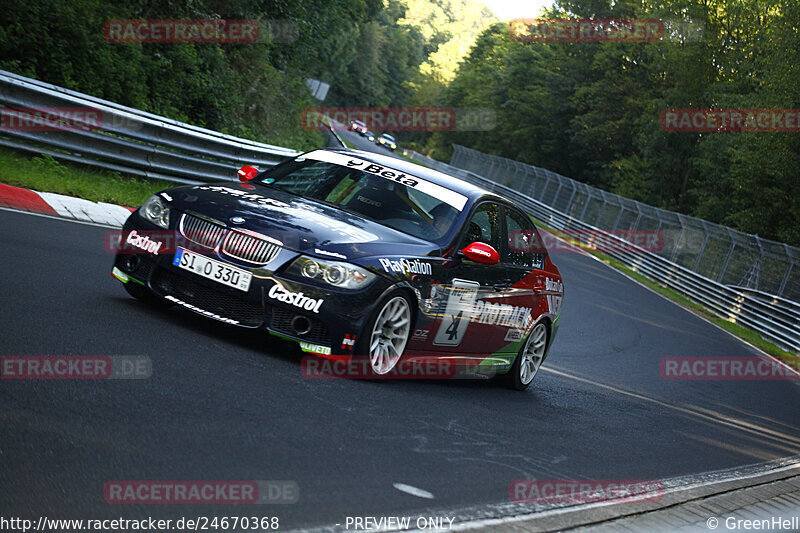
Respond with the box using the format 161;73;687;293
506;321;548;391
356;292;413;377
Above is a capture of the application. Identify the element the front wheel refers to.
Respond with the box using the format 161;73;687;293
357;292;412;376
506;322;548;391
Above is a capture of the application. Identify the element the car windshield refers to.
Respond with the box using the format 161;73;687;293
259;160;460;242
383;134;395;141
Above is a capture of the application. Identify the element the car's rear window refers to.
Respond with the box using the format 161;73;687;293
259;159;461;242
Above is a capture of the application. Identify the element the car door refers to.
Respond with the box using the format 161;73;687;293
481;205;552;356
432;202;507;355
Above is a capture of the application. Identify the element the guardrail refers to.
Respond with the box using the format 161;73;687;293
0;70;299;184
404;148;799;354
320;116;346;147
449;145;800;304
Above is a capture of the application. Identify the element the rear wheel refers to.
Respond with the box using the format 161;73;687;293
506;322;548;391
358;293;412;376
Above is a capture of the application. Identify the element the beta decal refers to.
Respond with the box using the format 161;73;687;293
302;150;469;210
345;161;418;187
164;295;240;325
379;258;432;276
196;186;290;209
126;230;163;255
268;284;324;313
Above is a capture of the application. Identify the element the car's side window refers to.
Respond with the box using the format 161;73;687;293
462;203;502;251
504;207;546;269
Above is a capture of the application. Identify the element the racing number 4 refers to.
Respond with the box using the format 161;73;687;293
445;311;463;341
433;279;480;347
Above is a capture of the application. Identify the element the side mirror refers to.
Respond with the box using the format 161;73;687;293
461;242;500;265
237;165;259;182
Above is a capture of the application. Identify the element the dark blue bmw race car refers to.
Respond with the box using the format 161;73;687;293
112;148;563;389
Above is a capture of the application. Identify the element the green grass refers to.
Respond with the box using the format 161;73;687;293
0;146;172;207
335;130;356;149
538;222;799;364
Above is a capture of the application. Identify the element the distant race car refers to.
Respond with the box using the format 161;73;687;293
375;133;397;151
111;148;563;389
348;120;367;135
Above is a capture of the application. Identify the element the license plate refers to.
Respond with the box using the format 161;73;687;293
173;247;252;292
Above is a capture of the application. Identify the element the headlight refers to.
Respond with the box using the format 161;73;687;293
390;144;396;149
287;256;376;290
139;194;170;229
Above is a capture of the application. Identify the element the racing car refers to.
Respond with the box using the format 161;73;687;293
111;148;563;389
348;120;367;135
375;133;397;151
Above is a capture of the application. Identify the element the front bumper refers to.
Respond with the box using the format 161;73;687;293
113;215;392;356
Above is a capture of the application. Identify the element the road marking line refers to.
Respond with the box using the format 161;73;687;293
543;366;800;447
393;483;434;499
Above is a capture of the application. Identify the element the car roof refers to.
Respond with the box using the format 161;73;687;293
312;147;501;203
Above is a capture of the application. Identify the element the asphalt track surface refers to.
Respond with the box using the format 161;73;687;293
1;138;799;529
345;132;393;153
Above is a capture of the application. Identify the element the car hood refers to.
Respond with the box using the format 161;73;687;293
163;182;439;261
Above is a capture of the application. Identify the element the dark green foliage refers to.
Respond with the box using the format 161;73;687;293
426;0;800;246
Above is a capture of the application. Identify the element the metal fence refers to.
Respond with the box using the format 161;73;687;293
403;147;800;353
0;69;299;184
449;144;800;304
